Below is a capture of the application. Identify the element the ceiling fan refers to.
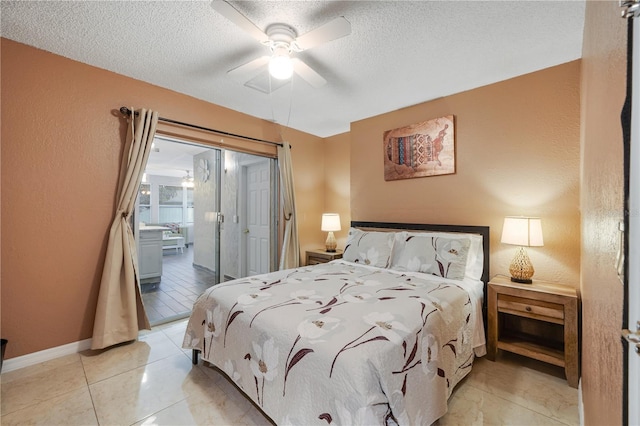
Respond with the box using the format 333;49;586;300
211;1;351;93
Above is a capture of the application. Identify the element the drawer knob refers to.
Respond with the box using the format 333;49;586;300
525;306;532;312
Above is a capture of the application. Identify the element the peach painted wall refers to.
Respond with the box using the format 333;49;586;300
322;132;351;250
350;61;582;286
1;38;325;358
580;2;627;424
283;125;327;259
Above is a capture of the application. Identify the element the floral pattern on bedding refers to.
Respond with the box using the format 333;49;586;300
342;228;395;268
183;261;479;425
389;233;471;280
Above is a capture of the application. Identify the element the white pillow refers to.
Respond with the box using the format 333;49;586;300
343;228;395;268
389;231;484;281
462;233;484;281
389;232;471;280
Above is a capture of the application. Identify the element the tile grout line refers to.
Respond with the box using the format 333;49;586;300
0;355;88;418
463;379;575;426
79;356;101;425
85;340;193;425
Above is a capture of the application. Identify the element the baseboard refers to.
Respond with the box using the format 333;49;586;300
578;378;584;425
192;263;215;274
1;338;92;374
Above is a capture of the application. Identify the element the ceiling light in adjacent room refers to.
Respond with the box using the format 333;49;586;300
182;170;194;188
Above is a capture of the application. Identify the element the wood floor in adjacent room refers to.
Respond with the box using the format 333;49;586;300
142;247;217;325
0;319;579;425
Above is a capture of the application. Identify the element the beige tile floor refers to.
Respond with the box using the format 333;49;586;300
0;319;579;425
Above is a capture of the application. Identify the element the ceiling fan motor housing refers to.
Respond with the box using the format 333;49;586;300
265;24;299;52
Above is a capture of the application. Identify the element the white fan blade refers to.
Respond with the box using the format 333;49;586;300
227;56;270;83
294;16;351;51
291;58;326;88
211;1;269;44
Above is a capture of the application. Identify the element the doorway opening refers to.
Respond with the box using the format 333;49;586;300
136;136;277;325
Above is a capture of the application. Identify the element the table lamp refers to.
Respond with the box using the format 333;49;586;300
321;213;341;252
501;216;544;283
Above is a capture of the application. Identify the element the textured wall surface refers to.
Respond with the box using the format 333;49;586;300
0;38;325;358
580;2;627;424
350;62;582;286
323;132;351;250
287;127;327;260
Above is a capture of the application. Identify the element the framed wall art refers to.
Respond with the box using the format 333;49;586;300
383;115;455;181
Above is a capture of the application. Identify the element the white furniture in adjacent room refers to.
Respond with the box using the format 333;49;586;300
138;225;169;284
162;234;185;254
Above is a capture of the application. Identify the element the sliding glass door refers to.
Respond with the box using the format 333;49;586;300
192;147;222;284
135;136;277;325
624;12;639;426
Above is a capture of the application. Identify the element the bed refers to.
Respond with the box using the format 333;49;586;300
183;221;489;425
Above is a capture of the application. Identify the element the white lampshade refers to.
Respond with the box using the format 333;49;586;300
321;213;340;253
321;213;341;232
501;217;544;247
269;47;293;80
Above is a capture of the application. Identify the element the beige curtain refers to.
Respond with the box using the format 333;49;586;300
277;143;300;270
91;108;158;350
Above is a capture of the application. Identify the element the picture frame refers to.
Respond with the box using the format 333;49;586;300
383;115;455;181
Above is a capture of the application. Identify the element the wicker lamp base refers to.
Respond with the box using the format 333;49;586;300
325;231;337;252
509;246;535;284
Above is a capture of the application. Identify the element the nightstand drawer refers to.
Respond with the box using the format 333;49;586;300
497;294;564;324
305;249;343;265
307;256;327;265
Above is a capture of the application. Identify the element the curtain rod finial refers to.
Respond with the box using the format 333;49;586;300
119;107;132;116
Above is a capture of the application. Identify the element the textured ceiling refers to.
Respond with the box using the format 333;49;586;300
1;1;586;138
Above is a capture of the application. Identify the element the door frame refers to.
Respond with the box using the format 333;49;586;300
239;157;278;277
622;10;640;426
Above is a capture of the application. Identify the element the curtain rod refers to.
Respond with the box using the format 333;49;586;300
119;107;284;148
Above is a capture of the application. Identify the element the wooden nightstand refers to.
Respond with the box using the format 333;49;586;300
305;249;343;265
487;275;580;388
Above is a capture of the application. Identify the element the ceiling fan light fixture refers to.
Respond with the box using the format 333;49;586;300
182;170;194;188
269;46;293;80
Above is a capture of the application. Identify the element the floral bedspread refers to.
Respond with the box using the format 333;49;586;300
183;260;482;425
